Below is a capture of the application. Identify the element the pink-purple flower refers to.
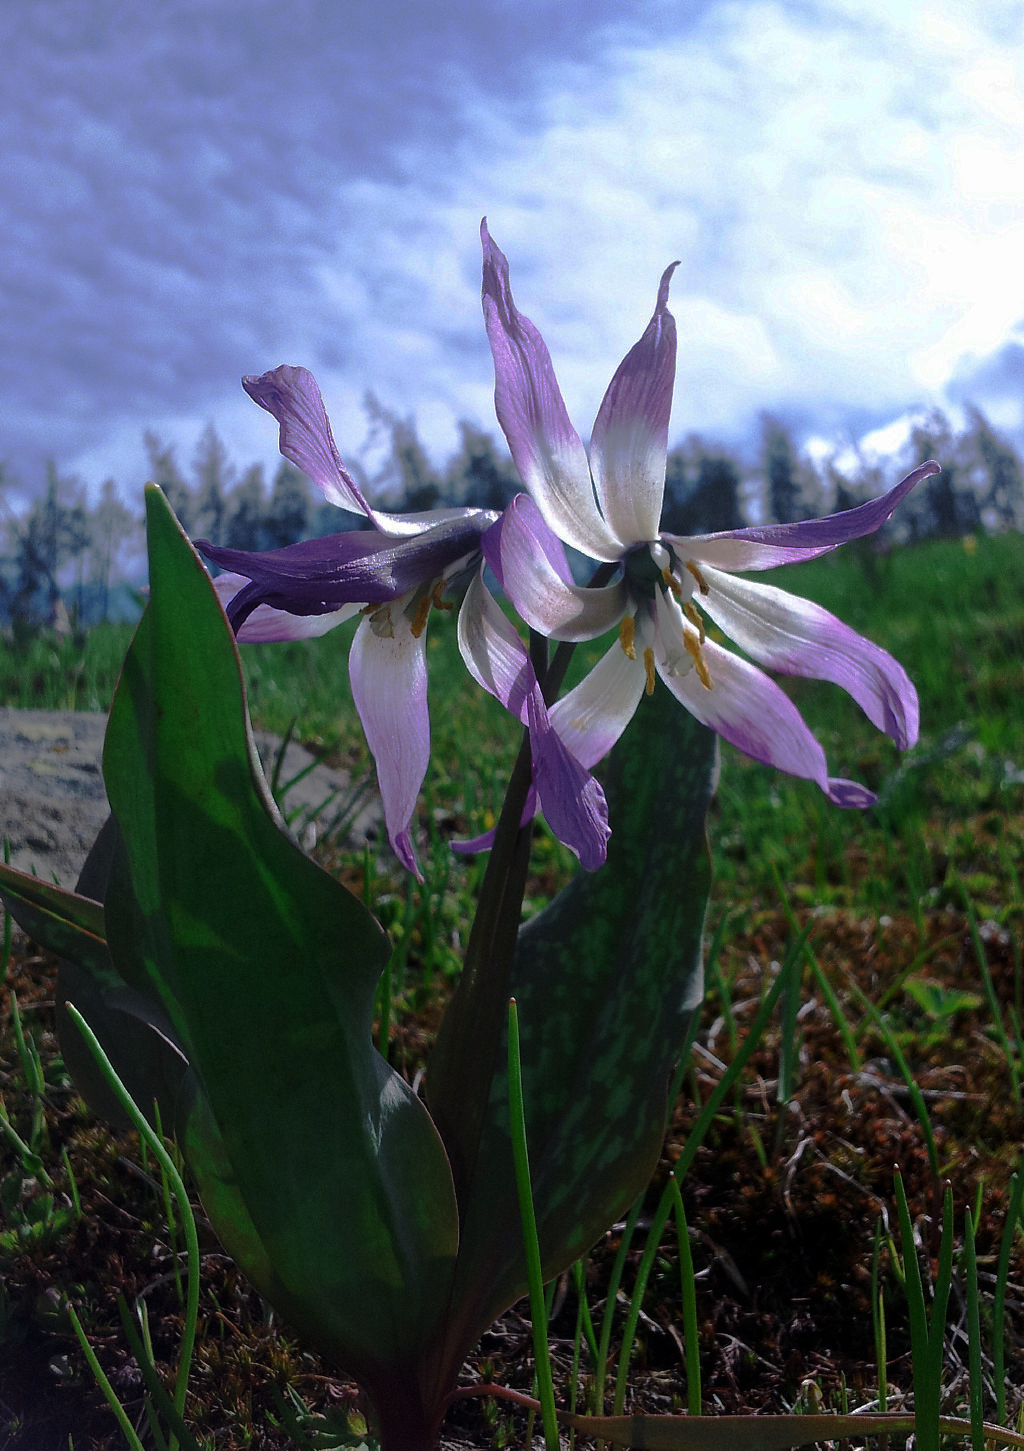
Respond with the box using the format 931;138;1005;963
465;221;938;823
197;364;609;876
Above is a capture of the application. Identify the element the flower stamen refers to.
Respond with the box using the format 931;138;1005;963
661;566;683;598
432;579;453;612
684;631;712;689
683;601;706;643
409;592;433;638
643;646;656;696
684;560;710;595
619;615;637;660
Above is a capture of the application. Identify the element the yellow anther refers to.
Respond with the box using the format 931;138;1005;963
685;559;710;595
618;615;637;660
410;592;433;638
360;602;378;616
661;566;683;597
684;631;712;690
432;579;453;612
643;646;656;696
683;601;706;643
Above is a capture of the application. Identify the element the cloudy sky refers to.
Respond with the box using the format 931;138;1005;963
3;0;1024;509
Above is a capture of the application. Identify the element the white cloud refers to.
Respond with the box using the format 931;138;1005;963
273;0;1024;479
8;0;1024;501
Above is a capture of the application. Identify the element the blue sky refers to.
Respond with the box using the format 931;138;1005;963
3;0;1024;509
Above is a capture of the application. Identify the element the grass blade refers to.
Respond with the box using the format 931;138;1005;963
994;1165;1024;1425
507;997;559;1451
963;1209;984;1451
669;1176;702;1416
65;1302;147;1451
65;1002;200;1451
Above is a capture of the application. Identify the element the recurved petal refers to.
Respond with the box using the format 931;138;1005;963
349;610;430;878
457;569;610;868
450;786;539;856
209;572;361;641
481;221;621;561
699;567;919;749
589;262;679;547
527;687;610;871
242;366;376;517
482;495;627;643
457;567;534;724
198;518;487;629
656;629;875;807
677;460;941;572
548;634;647;769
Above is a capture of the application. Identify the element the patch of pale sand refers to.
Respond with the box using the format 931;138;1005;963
0;708;380;888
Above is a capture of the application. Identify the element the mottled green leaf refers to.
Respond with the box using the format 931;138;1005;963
102;486;459;1400
431;681;717;1381
0;860;107;976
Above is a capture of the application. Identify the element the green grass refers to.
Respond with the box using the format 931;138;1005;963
2;527;1024;1444
225;528;1024;926
4;530;1023;925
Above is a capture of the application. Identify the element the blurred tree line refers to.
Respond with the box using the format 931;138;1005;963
1;397;1021;631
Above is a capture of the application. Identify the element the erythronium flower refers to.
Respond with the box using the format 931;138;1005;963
196;364;609;875
468;220;940;819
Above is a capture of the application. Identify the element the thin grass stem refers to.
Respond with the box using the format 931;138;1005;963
507;998;559;1451
594;1194;644;1418
65;1003;200;1451
961;887;1022;1107
994;1165;1024;1425
668;1176;702;1416
963;1208;985;1451
674;954;792;1184
612;1178;677;1416
67;1302;147;1451
871;1218;888;1417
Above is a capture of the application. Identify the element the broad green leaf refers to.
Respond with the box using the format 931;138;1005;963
102;486;459;1403
430;682;717;1382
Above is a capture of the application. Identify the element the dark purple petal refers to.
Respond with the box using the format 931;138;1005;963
242;366;376;516
589;261;679;546
826;778;877;807
196;517;486;632
678;460;941;572
210;571;359;641
481;221;621;560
